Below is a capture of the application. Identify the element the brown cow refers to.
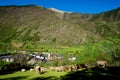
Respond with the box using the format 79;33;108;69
70;65;78;71
76;64;88;69
55;66;63;72
63;66;69;71
97;61;108;68
50;66;56;71
50;66;69;72
35;66;41;74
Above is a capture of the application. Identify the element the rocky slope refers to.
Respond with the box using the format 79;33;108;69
0;5;119;49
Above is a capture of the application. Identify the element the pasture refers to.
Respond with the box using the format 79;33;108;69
0;67;120;80
0;70;67;80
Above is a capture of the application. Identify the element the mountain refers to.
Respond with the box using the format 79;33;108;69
91;7;120;22
0;5;120;50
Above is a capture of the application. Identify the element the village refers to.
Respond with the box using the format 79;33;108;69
0;50;77;63
0;50;80;73
0;50;108;75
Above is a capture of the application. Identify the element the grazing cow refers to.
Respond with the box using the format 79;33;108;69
70;65;78;71
97;61;108;68
55;66;63;72
50;66;69;72
50;66;55;71
76;64;88;69
35;66;41;74
41;67;47;72
63;66;69;71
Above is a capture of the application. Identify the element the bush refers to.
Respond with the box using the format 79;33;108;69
0;61;31;75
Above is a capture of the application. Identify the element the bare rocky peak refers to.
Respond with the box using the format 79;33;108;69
48;8;72;19
48;8;72;13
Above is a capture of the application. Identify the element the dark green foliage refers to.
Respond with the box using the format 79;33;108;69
95;23;111;37
22;29;32;41
52;38;56;43
0;42;12;52
60;67;120;80
0;60;10;70
109;48;120;66
0;24;17;42
102;7;120;21
0;62;31;75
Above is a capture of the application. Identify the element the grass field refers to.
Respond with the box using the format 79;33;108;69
0;67;120;80
0;70;67;80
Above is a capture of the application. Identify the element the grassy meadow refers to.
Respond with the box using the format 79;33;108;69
0;70;67;80
0;67;120;80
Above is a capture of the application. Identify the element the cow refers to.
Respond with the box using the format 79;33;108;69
55;66;63;72
50;66;55;71
97;61;108;68
76;64;88;69
35;66;41;74
70;65;78;71
50;66;69;72
41;67;47;72
63;66;69;72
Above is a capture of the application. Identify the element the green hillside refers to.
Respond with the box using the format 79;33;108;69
0;5;119;54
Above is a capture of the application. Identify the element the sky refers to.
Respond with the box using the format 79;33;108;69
0;0;120;14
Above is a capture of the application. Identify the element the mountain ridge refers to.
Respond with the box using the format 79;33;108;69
0;5;120;50
1;5;120;14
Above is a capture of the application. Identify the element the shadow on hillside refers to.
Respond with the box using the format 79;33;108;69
0;76;28;80
30;76;60;80
0;63;31;75
60;66;120;80
1;67;120;80
31;66;120;80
